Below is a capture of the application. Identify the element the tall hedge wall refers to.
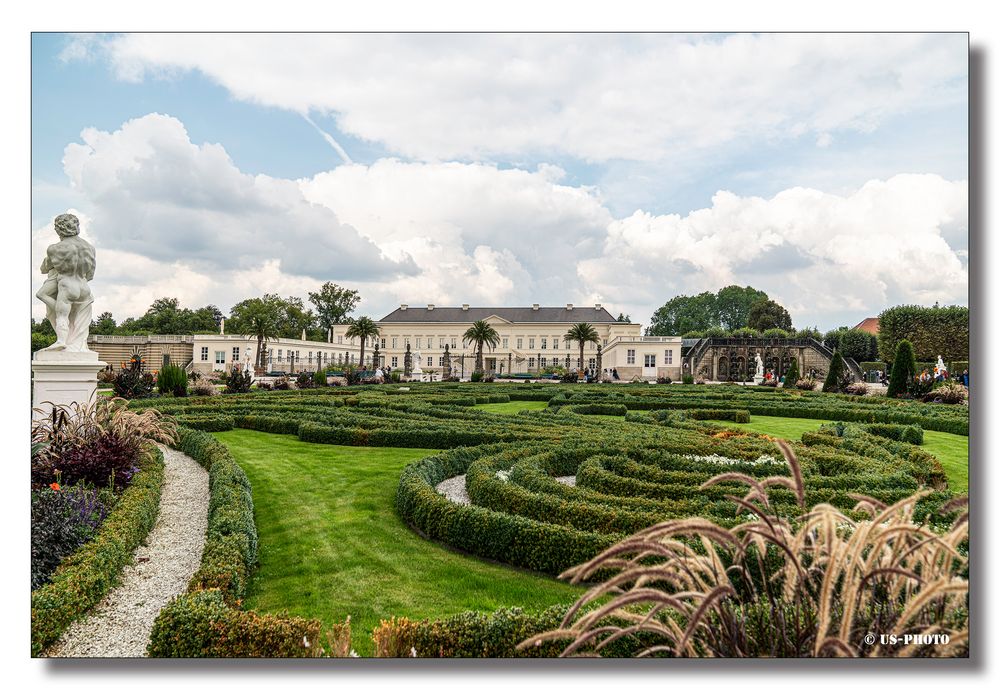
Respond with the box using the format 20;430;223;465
878;304;969;363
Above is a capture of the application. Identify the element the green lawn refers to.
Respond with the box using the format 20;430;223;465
213;429;579;655
709;417;969;494
477;400;550;414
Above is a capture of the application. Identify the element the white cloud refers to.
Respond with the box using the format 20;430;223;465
578;174;968;326
34;113;967;331
65;33;967;163
59;113;410;280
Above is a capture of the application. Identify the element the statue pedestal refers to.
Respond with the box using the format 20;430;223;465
753;376;764;385
31;350;107;420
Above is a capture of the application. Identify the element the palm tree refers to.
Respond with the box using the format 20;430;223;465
463;320;501;375
566;322;600;371
229;294;284;371
346;316;380;370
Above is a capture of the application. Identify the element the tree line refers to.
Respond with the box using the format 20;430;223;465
31;282;363;352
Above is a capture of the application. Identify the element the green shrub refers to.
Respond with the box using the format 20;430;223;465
147;590;335;658
783;357;800;386
157;363;188;397
822;350;848;393
313;369;327;387
761;328;790;339
372;605;654;658
31;448;164;655
887;339;918;398
682;374;694;384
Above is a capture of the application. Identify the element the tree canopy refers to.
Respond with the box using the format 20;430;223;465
646;285;778;336
308;282;360;330
747;298;793;332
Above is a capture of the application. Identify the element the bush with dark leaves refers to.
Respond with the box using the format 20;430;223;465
32;432;139;490
31;485;107;590
224;366;253;394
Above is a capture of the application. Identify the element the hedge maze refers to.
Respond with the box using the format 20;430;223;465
137;383;964;582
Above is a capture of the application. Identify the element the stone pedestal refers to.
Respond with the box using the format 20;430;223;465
31;349;107;420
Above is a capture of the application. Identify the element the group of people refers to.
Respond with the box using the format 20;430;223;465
579;367;619;383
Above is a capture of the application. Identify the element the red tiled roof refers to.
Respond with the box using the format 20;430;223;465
853;317;879;335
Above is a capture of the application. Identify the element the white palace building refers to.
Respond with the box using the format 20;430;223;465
88;303;684;381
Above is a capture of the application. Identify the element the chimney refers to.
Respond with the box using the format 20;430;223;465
400;304;408;311
594;303;602;310
427;304;435;311
566;303;574;310
462;304;469;311
220;317;225;335
532;304;539;311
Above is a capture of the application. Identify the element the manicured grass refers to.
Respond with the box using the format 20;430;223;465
213;429;580;655
922;430;969;494
709;417;969;494
477;400;550;414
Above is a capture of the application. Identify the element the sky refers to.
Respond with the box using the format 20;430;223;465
30;32;969;332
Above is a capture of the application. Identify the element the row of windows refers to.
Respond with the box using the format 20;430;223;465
384;336;607;351
625;349;676;366
200;346;361;365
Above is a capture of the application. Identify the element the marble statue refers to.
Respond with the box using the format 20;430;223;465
936;355;947;375
754;352;764;379
36;214;96;353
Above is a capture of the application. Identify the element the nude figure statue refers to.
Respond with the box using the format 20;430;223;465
36;213;97;353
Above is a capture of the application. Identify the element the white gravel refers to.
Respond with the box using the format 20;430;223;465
435;473;578;504
435;474;470;505
43;444;210;658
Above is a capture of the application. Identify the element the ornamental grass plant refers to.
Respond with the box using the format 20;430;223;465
520;440;968;658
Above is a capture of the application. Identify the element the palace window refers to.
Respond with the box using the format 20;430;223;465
337;335;343;344
528;338;535;349
540;356;547;367
588;358;596;369
528;357;535;368
268;349;273;362
200;346;209;361
337;353;342;364
308;351;313;363
517;337;523;349
627;349;636;365
451;337;457;348
665;349;673;364
541;338;547;349
551;336;559;350
391;356;398;368
439;356;445;367
502;337;508;349
415;337;422;349
215;351;225;364
392;337;398;349
644;354;656;367
381;338;386;349
405;337;411;347
277;349;283;361
232;346;241;362
439;337;446;348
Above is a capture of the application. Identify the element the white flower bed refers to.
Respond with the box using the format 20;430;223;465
682;453;783;467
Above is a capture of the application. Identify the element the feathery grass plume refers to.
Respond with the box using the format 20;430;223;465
519;440;968;658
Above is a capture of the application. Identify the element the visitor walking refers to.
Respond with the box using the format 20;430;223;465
612;368;619;381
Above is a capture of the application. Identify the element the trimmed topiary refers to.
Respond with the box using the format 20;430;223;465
887;339;918;398
822;350;848;393
783;357;800;387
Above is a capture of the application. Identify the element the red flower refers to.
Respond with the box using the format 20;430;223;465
49;482;60;491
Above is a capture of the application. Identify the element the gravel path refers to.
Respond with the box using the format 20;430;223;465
554;475;576;487
44;445;210;658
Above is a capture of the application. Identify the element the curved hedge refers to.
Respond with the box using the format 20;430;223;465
32;447;164;656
